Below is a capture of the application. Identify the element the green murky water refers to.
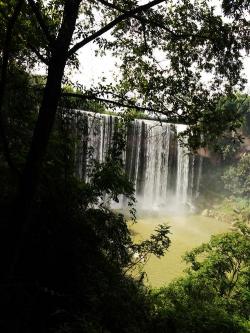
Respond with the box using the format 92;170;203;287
131;214;230;287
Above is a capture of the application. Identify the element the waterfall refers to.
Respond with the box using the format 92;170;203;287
74;111;201;211
129;120;171;209
175;125;189;204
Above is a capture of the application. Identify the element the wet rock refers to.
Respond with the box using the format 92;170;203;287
201;209;214;217
201;209;209;216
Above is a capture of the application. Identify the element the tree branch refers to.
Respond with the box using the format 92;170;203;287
97;0;209;41
68;0;166;57
26;0;54;46
61;91;181;122
16;30;49;65
26;42;49;65
97;0;178;37
9;0;82;278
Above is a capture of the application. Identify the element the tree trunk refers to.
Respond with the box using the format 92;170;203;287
9;0;82;276
0;0;24;176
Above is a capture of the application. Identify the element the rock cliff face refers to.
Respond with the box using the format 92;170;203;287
197;134;250;165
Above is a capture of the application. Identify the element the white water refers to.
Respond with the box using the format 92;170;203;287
74;111;202;212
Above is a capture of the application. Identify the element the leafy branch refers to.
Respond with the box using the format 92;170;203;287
124;224;171;275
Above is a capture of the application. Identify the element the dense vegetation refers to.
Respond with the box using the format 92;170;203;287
223;153;250;198
0;0;250;332
152;222;250;333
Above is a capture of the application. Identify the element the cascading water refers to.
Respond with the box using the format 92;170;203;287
74;111;202;212
175;125;190;204
140;121;171;209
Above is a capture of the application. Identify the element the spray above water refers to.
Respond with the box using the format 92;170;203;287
75;111;202;215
